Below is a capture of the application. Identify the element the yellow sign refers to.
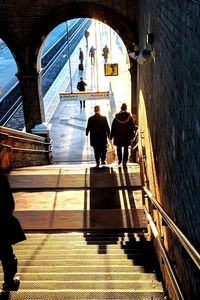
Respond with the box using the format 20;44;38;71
104;63;118;76
59;91;110;101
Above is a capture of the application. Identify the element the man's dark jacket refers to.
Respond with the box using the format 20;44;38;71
86;113;110;147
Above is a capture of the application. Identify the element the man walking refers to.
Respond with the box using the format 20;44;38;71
77;77;87;108
89;46;96;65
79;48;84;71
84;29;89;47
102;45;109;63
86;106;110;167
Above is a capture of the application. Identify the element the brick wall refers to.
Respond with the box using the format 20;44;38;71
138;1;200;299
0;0;138;51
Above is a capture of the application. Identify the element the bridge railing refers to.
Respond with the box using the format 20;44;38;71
137;129;200;300
0;126;52;170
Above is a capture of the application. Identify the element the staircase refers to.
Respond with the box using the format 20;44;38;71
0;233;166;299
0;164;167;299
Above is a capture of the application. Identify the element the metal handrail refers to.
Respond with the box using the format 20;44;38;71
144;207;185;300
136;127;200;299
137;128;200;269
143;186;200;270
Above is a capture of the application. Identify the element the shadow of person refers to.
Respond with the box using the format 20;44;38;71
84;166;123;254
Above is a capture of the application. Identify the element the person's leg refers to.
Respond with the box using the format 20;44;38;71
123;146;129;166
83;101;85;107
0;243;20;291
117;146;122;164
80;101;82;108
101;144;107;164
93;147;100;166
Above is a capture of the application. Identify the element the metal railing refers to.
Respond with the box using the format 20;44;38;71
143;186;200;271
136;128;200;299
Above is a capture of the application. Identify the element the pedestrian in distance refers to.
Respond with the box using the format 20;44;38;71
102;44;109;63
77;77;87;108
84;29;89;47
79;47;84;64
0;168;26;291
86;105;110;167
79;48;84;71
89;46;96;65
110;103;136;167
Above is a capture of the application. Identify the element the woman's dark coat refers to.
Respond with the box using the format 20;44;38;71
110;111;135;146
86;113;110;147
0;170;26;245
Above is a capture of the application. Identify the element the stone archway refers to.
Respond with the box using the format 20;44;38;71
28;3;138;72
22;3;138;132
0;1;138;132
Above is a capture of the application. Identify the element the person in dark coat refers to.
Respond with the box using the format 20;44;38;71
102;45;109;63
77;77;87;108
79;47;84;65
89;46;96;65
84;29;89;47
0;169;26;291
110;103;135;166
86;105;110;167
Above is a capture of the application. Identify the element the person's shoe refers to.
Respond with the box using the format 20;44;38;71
2;277;20;291
101;161;106;165
96;162;100;167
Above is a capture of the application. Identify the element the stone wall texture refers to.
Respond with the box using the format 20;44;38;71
138;1;200;299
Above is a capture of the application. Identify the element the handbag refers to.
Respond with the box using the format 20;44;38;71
7;216;26;245
106;141;116;164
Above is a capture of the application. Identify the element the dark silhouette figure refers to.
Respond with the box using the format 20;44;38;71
102;45;109;63
110;103;136;166
86;106;110;167
79;47;84;65
89;46;96;65
0;169;26;291
77;77;87;108
78;47;84;71
84;29;89;47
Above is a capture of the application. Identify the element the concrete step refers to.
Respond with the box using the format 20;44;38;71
13;248;148;255
9;164;141;189
15;272;159;281
1;290;166;299
14;280;163;290
15;265;151;273
14;244;150;250
16;254;144;261
17;259;149;267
